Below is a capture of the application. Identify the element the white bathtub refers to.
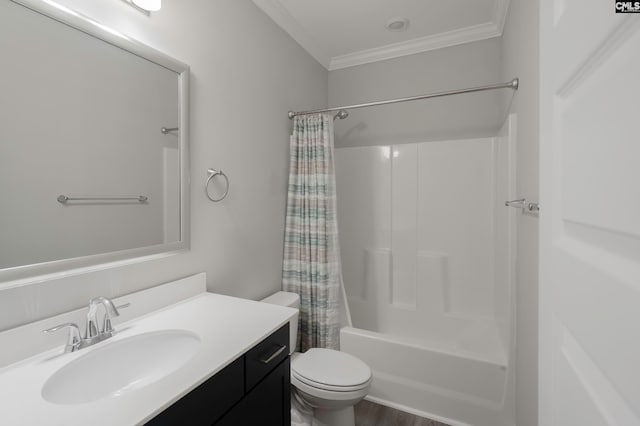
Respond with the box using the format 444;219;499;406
341;325;513;426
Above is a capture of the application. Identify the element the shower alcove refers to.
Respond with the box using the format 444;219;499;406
332;88;518;426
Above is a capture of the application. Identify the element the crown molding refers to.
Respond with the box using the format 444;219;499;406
328;21;502;71
253;0;510;71
252;0;331;68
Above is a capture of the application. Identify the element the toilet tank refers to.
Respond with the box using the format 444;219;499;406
261;291;299;354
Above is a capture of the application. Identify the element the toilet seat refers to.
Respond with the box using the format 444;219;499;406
291;348;372;393
292;370;371;393
291;372;371;405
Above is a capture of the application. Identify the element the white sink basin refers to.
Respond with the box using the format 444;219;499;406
42;330;200;405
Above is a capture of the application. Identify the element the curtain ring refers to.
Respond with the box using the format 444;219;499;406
206;168;229;202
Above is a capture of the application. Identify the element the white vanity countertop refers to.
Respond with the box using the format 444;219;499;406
0;282;296;425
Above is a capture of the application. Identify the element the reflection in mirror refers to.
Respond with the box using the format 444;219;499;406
0;0;189;282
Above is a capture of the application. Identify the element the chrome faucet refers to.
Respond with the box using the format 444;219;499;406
85;296;121;341
43;297;130;353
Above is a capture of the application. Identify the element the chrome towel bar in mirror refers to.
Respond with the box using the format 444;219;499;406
206;169;229;202
57;195;148;204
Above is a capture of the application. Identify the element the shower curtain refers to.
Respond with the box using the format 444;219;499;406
282;113;341;352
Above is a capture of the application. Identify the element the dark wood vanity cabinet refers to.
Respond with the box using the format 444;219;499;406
146;324;290;426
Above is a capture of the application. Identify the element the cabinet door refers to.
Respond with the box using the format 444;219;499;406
145;358;244;426
217;358;290;426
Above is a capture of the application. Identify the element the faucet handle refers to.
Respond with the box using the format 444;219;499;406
43;323;82;353
103;302;130;334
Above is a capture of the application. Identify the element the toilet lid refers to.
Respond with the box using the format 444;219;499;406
291;348;371;389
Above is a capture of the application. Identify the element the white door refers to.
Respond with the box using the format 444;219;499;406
539;1;640;425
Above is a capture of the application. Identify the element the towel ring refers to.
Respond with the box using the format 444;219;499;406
206;168;229;202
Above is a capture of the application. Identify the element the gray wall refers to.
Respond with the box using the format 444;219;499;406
501;1;540;425
0;0;327;331
328;38;504;147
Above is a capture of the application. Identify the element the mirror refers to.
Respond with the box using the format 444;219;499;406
0;0;190;284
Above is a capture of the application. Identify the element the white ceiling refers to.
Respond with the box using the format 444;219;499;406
252;0;510;70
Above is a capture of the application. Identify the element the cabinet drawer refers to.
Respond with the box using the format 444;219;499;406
245;323;289;391
145;356;244;426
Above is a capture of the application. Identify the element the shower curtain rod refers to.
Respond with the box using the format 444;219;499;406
288;78;519;119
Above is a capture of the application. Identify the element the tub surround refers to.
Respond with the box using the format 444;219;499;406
0;273;297;425
335;130;516;426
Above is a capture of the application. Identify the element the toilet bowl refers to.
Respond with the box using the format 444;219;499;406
261;291;372;426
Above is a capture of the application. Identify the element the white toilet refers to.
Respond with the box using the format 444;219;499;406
261;291;372;426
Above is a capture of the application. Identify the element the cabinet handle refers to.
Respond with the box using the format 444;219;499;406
260;345;287;364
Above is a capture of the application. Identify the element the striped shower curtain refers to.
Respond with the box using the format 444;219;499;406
282;113;341;352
